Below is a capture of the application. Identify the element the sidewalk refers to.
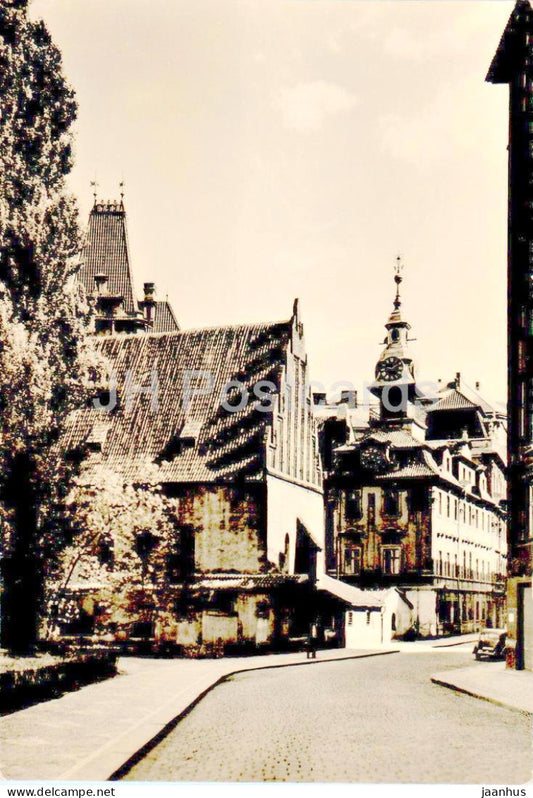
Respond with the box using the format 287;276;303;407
431;661;533;715
368;632;479;653
0;647;398;782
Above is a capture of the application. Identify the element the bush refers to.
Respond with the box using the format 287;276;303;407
0;651;117;713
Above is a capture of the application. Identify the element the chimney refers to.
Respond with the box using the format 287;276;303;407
143;282;156;323
455;372;461;388
338;390;357;408
94;273;108;294
313;392;327;406
475;381;480;391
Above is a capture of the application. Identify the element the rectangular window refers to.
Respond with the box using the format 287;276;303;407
446;495;450;517
367;493;376;527
344;545;362;575
438;492;442;515
382;546;401;575
383;490;400;517
347;611;353;626
345;490;362;521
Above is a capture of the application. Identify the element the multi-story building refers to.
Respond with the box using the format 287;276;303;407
47;198;325;654
487;0;533;669
318;269;507;641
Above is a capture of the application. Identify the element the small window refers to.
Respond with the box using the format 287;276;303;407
366;610;371;625
382;546;401;575
346;490;362;521
383;490;400;517
347;611;353;626
367;493;376;526
96;537;114;569
344;545;362;575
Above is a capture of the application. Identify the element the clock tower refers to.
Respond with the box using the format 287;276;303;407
369;259;423;433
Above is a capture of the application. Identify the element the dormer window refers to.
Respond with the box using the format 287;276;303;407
178;419;203;451
86;421;111;451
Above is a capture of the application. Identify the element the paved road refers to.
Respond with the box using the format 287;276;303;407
125;649;532;783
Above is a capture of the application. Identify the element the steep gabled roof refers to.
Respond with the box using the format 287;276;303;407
487;0;533;83
63;319;293;483
78;201;138;314
152;300;180;333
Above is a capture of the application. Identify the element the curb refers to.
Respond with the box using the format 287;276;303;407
108;649;400;782
430;675;533;716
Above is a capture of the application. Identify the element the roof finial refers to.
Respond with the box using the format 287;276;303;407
393;254;403;311
90;177;99;203
119;179;125;200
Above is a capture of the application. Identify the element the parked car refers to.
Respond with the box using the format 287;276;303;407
473;628;507;661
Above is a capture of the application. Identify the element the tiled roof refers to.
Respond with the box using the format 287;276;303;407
335;428;423;454
191;574;308;591
376;463;436;481
152;301;180;333
428;384;494;415
63;320;292;483
78;201;137;314
366;429;423;449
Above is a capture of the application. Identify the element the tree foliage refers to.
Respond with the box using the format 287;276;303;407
45;465;180;642
0;0;104;651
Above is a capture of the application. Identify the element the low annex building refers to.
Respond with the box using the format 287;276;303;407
46;199;325;654
316;266;508;641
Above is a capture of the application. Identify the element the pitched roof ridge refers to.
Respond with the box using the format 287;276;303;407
104;317;292;339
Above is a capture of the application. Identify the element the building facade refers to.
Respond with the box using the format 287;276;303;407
318;269;507;640
487;0;533;669
46;200;325;654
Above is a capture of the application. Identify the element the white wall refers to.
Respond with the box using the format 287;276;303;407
266;473;324;574
345;607;384;647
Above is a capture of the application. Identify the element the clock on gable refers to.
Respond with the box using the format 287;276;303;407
360;444;390;472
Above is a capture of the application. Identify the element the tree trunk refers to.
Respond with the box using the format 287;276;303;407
1;453;42;654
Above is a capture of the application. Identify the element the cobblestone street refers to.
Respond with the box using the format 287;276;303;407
125;649;532;783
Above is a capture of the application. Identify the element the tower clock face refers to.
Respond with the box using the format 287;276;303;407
376;356;403;382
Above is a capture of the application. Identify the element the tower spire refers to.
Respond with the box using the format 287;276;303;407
393;255;403;311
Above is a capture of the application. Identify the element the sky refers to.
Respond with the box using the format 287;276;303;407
29;0;513;408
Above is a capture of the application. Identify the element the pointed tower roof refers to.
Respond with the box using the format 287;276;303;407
486;0;533;83
385;256;410;330
79;199;138;314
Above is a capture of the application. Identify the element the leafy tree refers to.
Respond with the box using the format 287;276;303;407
44;465;180;644
0;0;103;652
